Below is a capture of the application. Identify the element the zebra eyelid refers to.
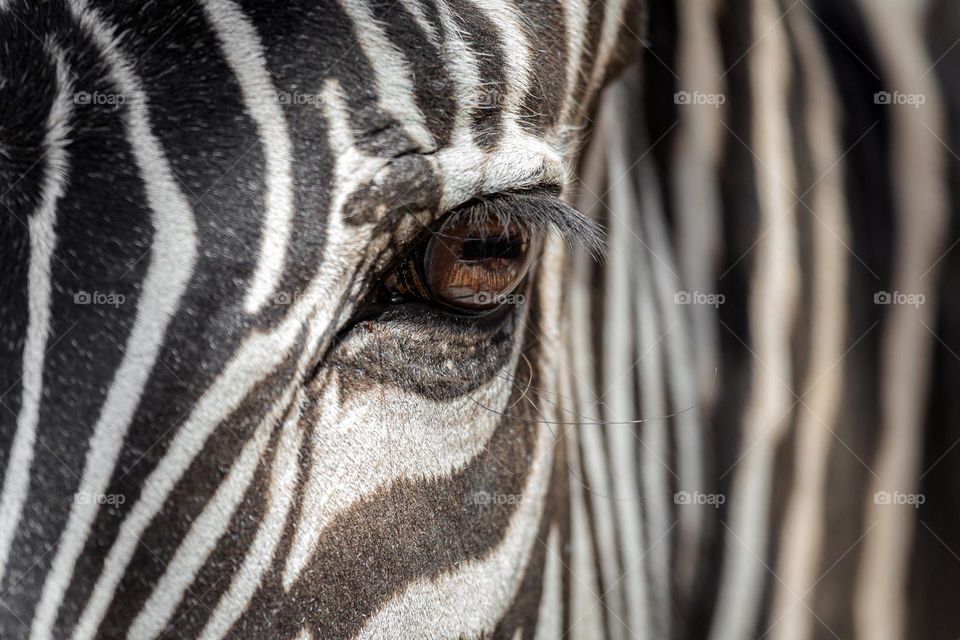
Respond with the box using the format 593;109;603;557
433;189;607;258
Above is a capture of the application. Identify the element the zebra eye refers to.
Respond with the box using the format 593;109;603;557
384;214;538;312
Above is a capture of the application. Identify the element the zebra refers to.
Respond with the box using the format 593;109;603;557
1;0;959;637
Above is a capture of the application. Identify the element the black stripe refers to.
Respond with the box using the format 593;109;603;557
643;0;679;236
371;0;456;148
0;2;59;560
0;6;68;637
688;0;761;635
513;0;568;135
493;289;575;639
0;3;156;628
228;298;546;638
805;2;894;636
569;0;607;125
239;0;419;159
494;400;568;638
80;333;302;638
446;0;508;150
753;4;809;634
47;0;278;630
908;1;960;637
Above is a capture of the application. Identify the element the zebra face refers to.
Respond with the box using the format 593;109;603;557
0;1;640;638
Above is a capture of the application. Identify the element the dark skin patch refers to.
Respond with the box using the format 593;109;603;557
328;299;522;401
341;153;443;227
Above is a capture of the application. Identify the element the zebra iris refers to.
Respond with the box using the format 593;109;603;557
383;215;536;311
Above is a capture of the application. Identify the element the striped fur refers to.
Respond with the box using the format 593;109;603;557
1;0;959;638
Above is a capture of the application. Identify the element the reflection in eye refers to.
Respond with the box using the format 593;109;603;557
424;216;536;310
384;214;539;312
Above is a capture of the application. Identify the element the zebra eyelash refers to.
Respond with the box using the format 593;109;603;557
443;189;607;258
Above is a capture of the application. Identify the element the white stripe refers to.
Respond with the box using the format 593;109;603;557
769;5;849;638
558;0;589;135
72;75;559;638
561;311;604;639
709;0;799;637
31;3;200;636
0;43;73;584
281;349;523;588
200;0;295;315
853;2;948;638
397;0;439;47
126;411;277;640
354;417;556;640
71;346;299;640
533;527;563;640
570;117;626;640
641;147;707;597
635;160;674;639
583;0;628;115
200;406;304;640
71;82;365;640
674;0;723;410
565;422;604;639
465;0;531;116
604;87;651;640
338;0;434;150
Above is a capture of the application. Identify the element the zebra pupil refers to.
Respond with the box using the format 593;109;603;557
458;236;525;262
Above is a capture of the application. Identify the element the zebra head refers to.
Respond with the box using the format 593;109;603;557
0;1;643;638
7;0;960;638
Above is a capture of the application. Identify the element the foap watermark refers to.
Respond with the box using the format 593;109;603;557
873;490;925;509
73;290;126;308
74;492;126;506
74;90;125;106
674;491;725;508
275;90;324;107
874;91;926;108
674;290;725;308
473;291;526;306
469;491;523;507
473;88;508;109
271;290;305;306
674;90;726;109
874;290;925;308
